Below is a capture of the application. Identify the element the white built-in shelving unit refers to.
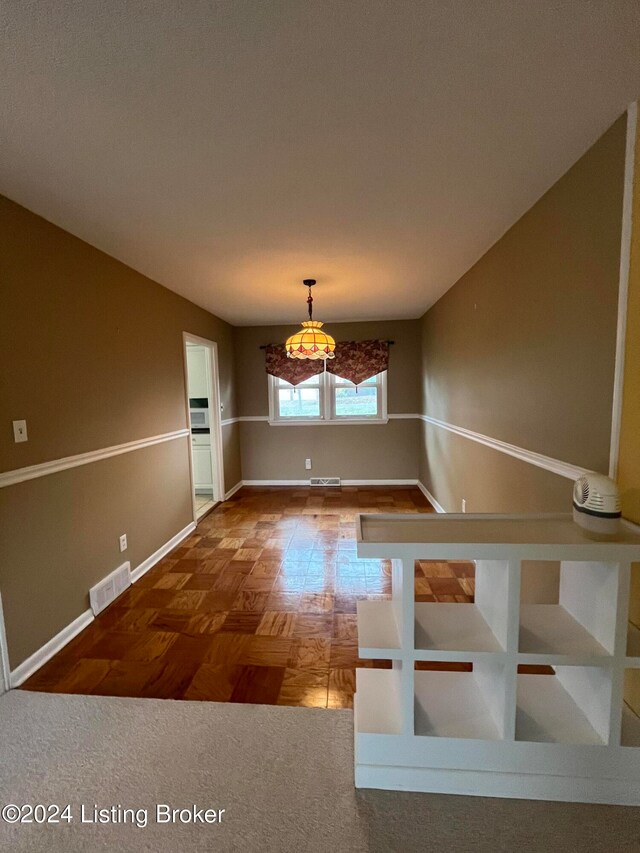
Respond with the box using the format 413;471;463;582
354;512;640;804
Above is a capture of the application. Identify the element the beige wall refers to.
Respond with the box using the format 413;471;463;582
617;109;640;719
419;114;627;512
618;113;640;527
0;195;240;667
233;320;421;481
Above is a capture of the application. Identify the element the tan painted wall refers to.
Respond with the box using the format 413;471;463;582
233;320;421;481
0;195;240;667
618;114;640;527
419;114;627;513
617;109;640;718
0;441;192;666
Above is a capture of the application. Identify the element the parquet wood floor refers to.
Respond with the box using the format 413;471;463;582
22;486;545;708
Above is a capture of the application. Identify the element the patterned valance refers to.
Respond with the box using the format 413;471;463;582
265;345;324;386
326;340;389;385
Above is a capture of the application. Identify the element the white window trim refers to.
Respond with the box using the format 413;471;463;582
268;371;388;425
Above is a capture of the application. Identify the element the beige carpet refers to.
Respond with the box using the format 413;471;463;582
1;691;639;852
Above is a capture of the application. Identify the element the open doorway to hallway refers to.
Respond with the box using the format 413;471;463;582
183;334;225;522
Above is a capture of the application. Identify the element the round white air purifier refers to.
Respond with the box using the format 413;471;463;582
572;473;621;538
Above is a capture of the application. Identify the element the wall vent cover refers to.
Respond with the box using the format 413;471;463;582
89;562;131;615
310;477;341;487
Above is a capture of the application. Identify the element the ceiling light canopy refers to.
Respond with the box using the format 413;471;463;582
285;280;336;360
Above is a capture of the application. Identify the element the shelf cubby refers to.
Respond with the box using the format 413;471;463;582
516;667;610;745
621;669;640;747
621;705;640;747
518;560;619;661
414;667;505;741
414;603;503;656
356;600;401;658
519;604;610;658
354;667;403;735
627;622;640;660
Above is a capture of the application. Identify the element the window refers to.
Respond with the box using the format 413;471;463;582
268;371;387;424
274;375;322;420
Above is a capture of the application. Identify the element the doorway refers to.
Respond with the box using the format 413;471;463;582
182;334;225;522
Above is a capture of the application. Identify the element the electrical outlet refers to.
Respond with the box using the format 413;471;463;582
305;458;312;470
461;499;466;513
12;419;28;443
119;534;128;552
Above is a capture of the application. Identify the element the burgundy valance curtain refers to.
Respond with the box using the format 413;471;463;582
326;340;389;385
264;345;324;385
265;339;389;386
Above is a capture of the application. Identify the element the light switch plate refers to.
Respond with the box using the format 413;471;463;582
12;420;28;443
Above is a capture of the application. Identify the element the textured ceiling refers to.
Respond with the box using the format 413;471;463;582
1;1;639;325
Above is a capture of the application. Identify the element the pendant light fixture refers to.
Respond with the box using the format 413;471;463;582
285;279;336;360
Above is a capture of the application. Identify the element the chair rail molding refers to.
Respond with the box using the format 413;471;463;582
419;414;589;481
0;429;190;489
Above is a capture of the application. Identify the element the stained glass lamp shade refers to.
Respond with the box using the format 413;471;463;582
285;280;336;360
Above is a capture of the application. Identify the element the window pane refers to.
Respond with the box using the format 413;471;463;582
278;375;320;388
334;384;378;417
333;374;378;386
278;387;321;418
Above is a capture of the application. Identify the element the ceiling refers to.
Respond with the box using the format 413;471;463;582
1;1;639;325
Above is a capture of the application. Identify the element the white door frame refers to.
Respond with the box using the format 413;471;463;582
182;333;226;521
0;592;11;694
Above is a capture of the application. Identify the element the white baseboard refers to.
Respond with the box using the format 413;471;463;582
10;521;197;688
241;479;309;486
10;609;94;688
240;478;421;488
342;479;418;486
130;521;196;584
224;481;244;500
417;480;446;513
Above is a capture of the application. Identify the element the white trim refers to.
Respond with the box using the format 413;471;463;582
0;593;11;694
267;418;390;426
10;521;197;687
10;609;94;688
342;479;416;486
0;429;189;489
609;100;637;480
267;371;389;425
129;521;196;583
242;479;313;487
416;480;446;513
227;413;419;424
183;333;226;519
420;414;588;481
240;478;421;487
224;481;244;500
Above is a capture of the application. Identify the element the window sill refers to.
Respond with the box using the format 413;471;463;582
268;418;389;427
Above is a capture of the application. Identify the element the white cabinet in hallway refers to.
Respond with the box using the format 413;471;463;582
186;345;209;399
191;433;213;493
